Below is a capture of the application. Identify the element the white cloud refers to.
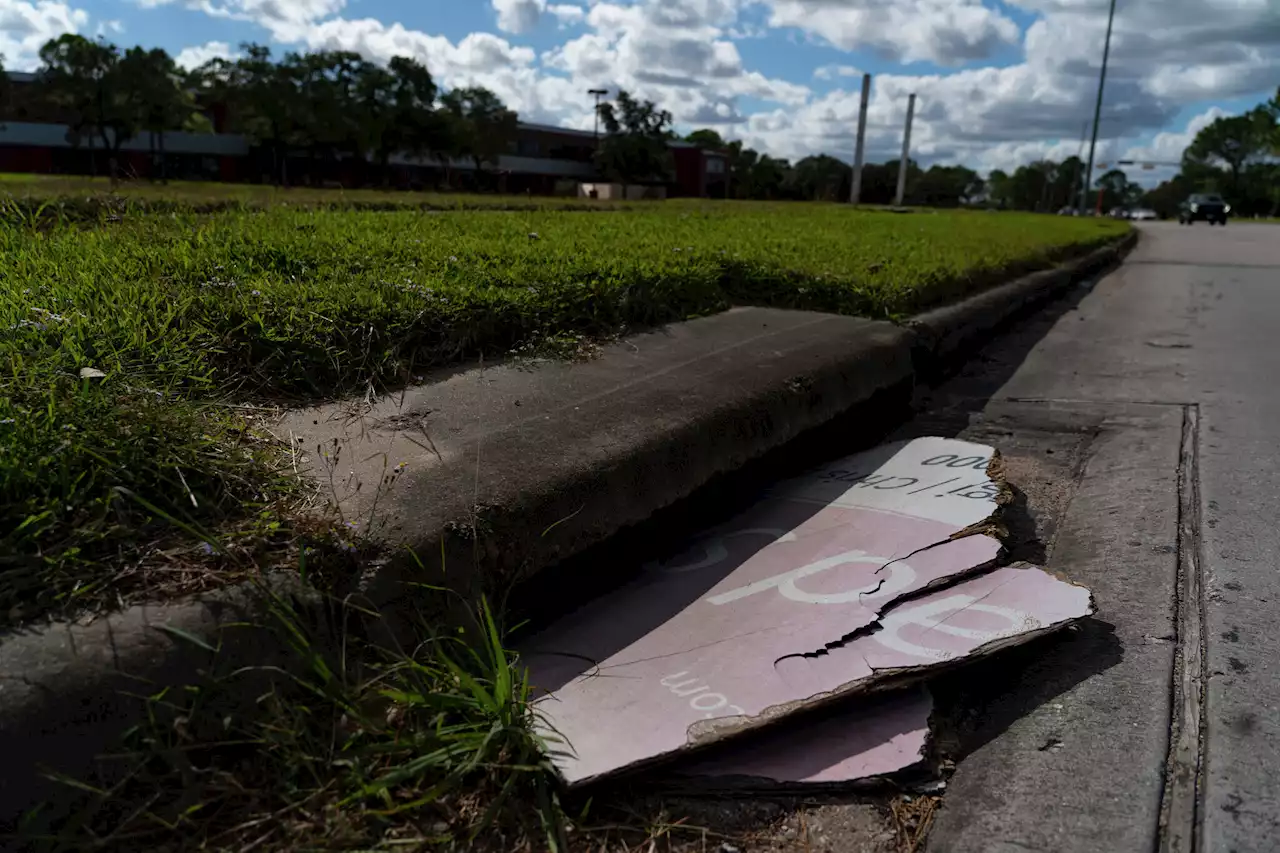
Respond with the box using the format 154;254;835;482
291;18;595;124
0;0;89;70
547;4;585;26
136;0;346;41
276;0;807;129
538;0;808;122
174;40;236;70
814;64;863;81
1122;107;1228;165
302;19;537;75
492;0;542;34
765;0;1021;66
201;0;345;41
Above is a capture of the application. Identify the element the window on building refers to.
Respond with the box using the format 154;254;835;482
706;156;726;174
517;138;541;157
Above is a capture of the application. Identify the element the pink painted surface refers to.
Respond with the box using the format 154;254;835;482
523;439;1065;785
677;687;933;786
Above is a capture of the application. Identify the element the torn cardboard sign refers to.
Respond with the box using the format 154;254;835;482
674;686;934;789
522;438;1091;786
531;561;1090;784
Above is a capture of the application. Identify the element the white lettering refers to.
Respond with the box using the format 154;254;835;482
660;673;711;697
707;551;917;606
690;693;727;711
660;672;746;718
873;595;1034;662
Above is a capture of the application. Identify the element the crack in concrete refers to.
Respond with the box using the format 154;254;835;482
1158;404;1207;853
1001;396;1194;408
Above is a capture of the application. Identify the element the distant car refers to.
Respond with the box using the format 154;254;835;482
1057;206;1079;216
1130;208;1158;221
1178;193;1230;225
1108;207;1130;219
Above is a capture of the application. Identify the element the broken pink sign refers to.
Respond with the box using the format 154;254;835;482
524;438;1076;785
675;687;934;787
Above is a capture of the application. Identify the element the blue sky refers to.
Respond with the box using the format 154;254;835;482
3;0;1276;183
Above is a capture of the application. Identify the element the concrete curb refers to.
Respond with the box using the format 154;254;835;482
909;231;1140;377
285;308;916;617
0;231;1136;824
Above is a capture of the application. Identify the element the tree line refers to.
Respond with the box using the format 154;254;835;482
0;32;1029;205
595;98;988;205
683;88;1280;213
976;89;1280;218
1141;90;1280;218
687;126;986;206
0;34;521;186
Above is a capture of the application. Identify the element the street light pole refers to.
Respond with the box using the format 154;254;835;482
1080;0;1118;213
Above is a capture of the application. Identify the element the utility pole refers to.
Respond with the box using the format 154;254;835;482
850;72;871;205
894;93;916;208
589;88;608;147
1080;0;1118;212
1067;119;1089;212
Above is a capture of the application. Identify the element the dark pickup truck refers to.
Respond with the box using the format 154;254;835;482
1178;193;1230;225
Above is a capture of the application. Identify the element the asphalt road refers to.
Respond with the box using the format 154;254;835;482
923;220;1280;853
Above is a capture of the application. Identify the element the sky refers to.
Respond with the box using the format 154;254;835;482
0;0;1277;186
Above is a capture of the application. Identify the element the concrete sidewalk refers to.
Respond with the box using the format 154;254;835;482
906;221;1280;853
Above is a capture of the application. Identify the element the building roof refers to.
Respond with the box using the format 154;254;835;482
517;120;597;139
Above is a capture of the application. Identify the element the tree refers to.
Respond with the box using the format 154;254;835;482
1184;112;1271;197
440;86;517;188
790;154;851;201
684;128;726;150
349;59;397;183
984;169;1011;208
288;49;367;180
684;131;793;200
348;56;448;186
1094;168;1142;211
743;153;790;199
119;47;201;181
989;160;1057;211
595;90;675;185
910;164;980;207
1265;88;1280;156
386;57;445;172
191;44;301;184
1140;175;1191;219
36;34;127;178
0;57;9;124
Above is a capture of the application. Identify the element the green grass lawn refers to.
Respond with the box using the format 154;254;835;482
0;171;623;211
1;180;1128;851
